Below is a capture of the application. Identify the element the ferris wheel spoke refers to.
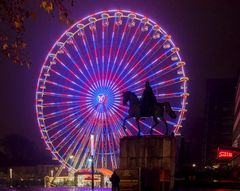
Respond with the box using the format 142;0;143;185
45;80;81;94
119;23;146;66
116;37;166;90
62;109;100;160
91;30;101;82
78;106;98;120
72;115;101;169
64;134;89;169
80;106;101;128
140;49;179;77
46;114;82;136
107;19;128;86
108;105;125;121
121;32;154;72
80;31;100;87
104;22;116;87
71;41;97;93
105;24;119;86
112;28;154;88
125;120;139;134
71;38;97;86
55;57;84;84
49;68;83;89
112;26;151;80
166;120;177;126
93;121;105;167
145;61;181;81
44;105;81;119
152;77;184;89
47;110;81;130
42;100;82;108
103;123;116;169
56;124;85;154
101;22;106;85
139;120;163;135
41;92;81;99
95;133;103;167
112;104;128;116
133;76;183;93
100;128;107;167
97;109;111;168
62;46;97;87
113;107;133;136
171;106;182;112
64;119;93;165
50;116;83;148
126;61;183;93
119;49;173;91
137;36;172;68
61;47;84;75
50;123;79;147
156;92;185;99
61;128;84;162
111;100;125;111
108;111;126;137
109;22;141;87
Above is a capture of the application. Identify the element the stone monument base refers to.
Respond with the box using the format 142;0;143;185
117;135;176;191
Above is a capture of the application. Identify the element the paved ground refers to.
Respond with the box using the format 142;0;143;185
1;187;239;191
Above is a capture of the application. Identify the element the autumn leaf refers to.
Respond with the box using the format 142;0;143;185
40;1;47;9
30;11;36;19
2;43;8;50
14;19;22;30
13;56;20;64
20;42;27;49
40;1;53;13
12;42;17;48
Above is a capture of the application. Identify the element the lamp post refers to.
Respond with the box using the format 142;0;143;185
9;168;13;188
50;169;54;177
91;134;94;191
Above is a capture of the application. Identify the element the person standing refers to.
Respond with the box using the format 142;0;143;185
110;171;120;191
141;81;157;116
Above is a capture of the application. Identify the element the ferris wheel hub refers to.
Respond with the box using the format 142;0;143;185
97;94;106;104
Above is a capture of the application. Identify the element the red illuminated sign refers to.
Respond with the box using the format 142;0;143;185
218;150;233;158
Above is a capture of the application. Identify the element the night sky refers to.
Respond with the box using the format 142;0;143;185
0;1;240;161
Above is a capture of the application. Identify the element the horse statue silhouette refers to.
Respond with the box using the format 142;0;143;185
122;90;177;136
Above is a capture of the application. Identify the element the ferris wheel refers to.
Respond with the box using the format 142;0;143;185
36;10;189;171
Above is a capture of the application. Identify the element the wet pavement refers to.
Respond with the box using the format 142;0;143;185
0;188;239;191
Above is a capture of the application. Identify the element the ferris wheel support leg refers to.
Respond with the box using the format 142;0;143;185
51;165;65;186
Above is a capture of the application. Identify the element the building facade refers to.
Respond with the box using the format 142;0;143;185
232;76;240;166
202;78;236;165
233;77;240;148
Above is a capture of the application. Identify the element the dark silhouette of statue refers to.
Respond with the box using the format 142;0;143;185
110;171;120;191
141;81;157;116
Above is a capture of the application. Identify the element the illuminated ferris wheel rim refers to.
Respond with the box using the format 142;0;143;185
36;9;189;171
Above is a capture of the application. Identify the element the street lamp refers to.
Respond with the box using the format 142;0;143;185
9;168;13;188
50;170;54;177
90;134;95;191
